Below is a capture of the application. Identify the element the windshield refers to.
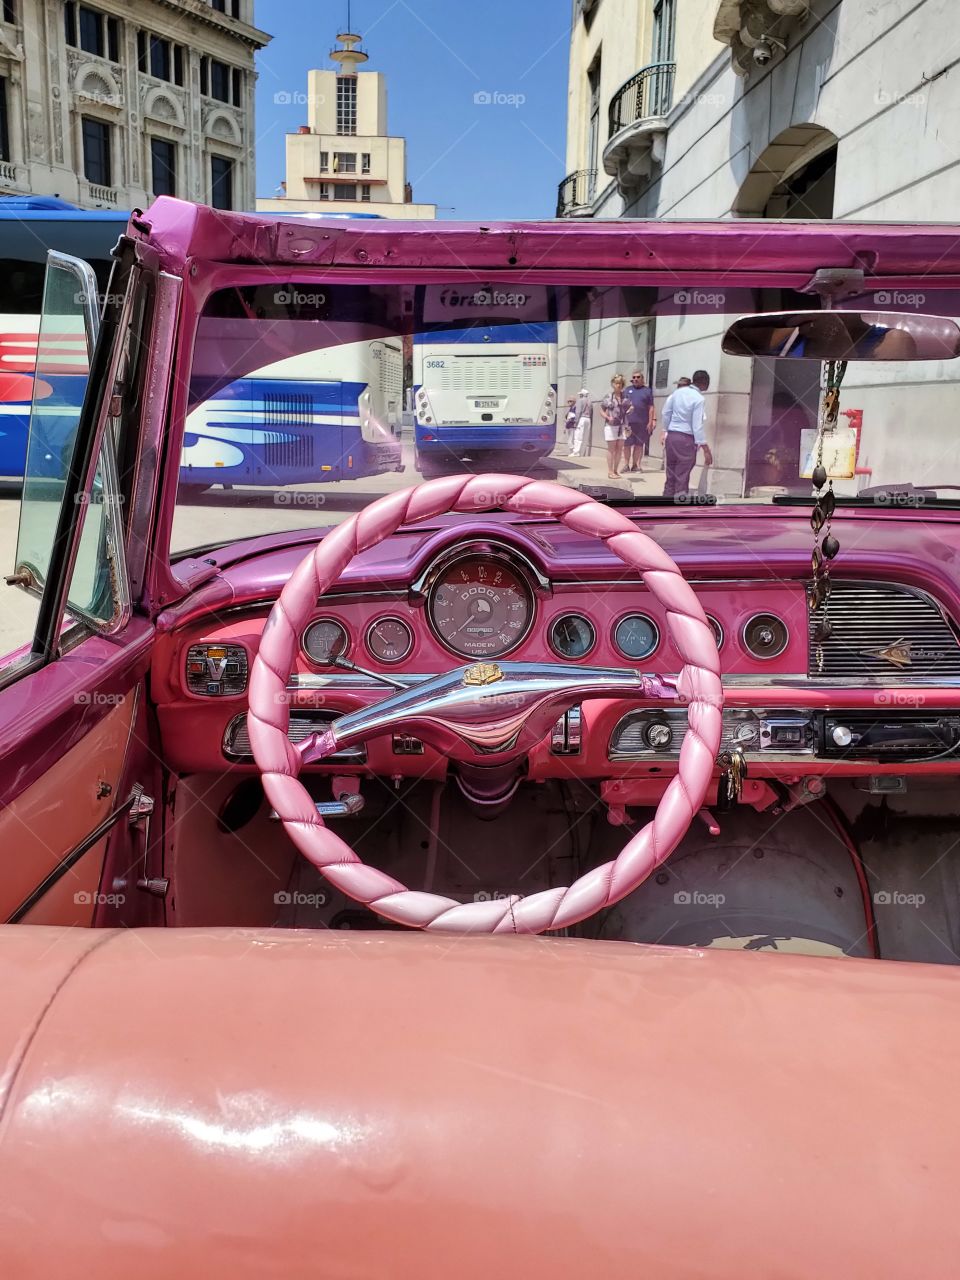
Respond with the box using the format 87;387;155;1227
170;279;960;556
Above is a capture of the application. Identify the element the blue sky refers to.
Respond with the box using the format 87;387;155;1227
253;0;571;220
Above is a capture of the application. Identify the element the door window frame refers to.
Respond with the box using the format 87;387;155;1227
1;248;137;691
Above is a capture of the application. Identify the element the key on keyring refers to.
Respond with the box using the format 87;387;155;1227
722;749;747;803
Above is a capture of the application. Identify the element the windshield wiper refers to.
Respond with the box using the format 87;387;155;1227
573;484;717;506
773;487;960;509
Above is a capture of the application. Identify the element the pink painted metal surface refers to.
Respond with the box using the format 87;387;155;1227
3;927;960;1277
248;475;723;932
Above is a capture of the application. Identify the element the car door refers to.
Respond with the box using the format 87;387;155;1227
0;249;162;928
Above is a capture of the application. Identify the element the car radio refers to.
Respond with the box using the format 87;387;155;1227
819;713;960;760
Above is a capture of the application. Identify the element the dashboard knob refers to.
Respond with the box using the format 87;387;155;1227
644;721;673;750
832;724;853;748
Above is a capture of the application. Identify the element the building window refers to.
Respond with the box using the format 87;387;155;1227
361;152;370;173
201;57;234;103
150;36;170;81
361;183;371;202
82;116;111;186
333;151;356;173
67;5;120;61
652;0;676;62
319;150;328;171
211;0;240;15
334;183;356;201
138;32;185;86
150;137;176;196
0;78;9;162
210;153;234;209
586;55;601;178
336;76;357;135
318;182;331;200
1;2;15;24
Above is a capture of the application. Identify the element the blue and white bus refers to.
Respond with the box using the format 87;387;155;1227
412;285;558;476
0;199;402;487
181;339;404;488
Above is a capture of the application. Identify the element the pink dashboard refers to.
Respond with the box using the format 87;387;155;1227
152;508;960;786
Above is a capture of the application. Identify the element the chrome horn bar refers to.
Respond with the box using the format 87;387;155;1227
298;661;681;766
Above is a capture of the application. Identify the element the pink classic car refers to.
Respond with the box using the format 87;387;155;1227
3;201;960;1274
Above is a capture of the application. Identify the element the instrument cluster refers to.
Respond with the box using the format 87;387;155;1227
289;543;798;674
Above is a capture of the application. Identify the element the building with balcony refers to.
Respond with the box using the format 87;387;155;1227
557;0;960;495
0;0;269;210
255;29;436;220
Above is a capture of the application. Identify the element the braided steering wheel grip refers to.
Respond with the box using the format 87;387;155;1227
248;475;723;934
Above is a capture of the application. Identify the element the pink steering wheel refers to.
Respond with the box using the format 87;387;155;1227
248;475;723;933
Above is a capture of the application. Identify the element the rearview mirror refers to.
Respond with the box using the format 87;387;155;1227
721;310;960;361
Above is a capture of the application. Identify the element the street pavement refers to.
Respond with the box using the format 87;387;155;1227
1;440;668;654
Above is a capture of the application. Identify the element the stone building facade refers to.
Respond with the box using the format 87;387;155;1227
558;0;960;496
0;0;269;209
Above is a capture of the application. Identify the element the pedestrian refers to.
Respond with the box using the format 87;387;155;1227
661;370;713;498
600;373;628;478
564;397;578;453
622;370;655;472
571;386;591;457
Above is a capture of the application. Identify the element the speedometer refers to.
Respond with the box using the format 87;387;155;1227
428;555;533;658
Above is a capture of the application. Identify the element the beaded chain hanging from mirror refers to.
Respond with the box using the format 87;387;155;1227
809;357;845;672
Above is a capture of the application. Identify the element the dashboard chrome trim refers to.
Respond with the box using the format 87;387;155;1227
285;670;960;692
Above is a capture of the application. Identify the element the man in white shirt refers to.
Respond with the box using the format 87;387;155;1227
661;370;714;497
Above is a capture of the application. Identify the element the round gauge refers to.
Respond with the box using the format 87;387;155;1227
549;613;596;660
741;612;789;659
301;618;349;666
613;613;660;661
428;555;533;658
706;615;724;650
366;616;414;664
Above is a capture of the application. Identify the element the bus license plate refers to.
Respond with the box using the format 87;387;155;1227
473;399;501;408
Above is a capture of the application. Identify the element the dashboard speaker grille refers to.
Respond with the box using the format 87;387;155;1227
807;582;960;681
223;713;365;763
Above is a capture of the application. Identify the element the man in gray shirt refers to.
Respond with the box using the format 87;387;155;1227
661;370;714;497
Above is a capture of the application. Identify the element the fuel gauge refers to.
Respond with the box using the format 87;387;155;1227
366;616;414;664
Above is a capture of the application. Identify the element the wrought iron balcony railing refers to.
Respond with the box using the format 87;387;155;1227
556;169;597;217
608;61;676;137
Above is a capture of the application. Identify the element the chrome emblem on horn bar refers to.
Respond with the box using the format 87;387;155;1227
463;662;504;686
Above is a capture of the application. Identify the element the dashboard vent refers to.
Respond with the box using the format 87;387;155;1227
223;712;365;763
807;582;960;681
